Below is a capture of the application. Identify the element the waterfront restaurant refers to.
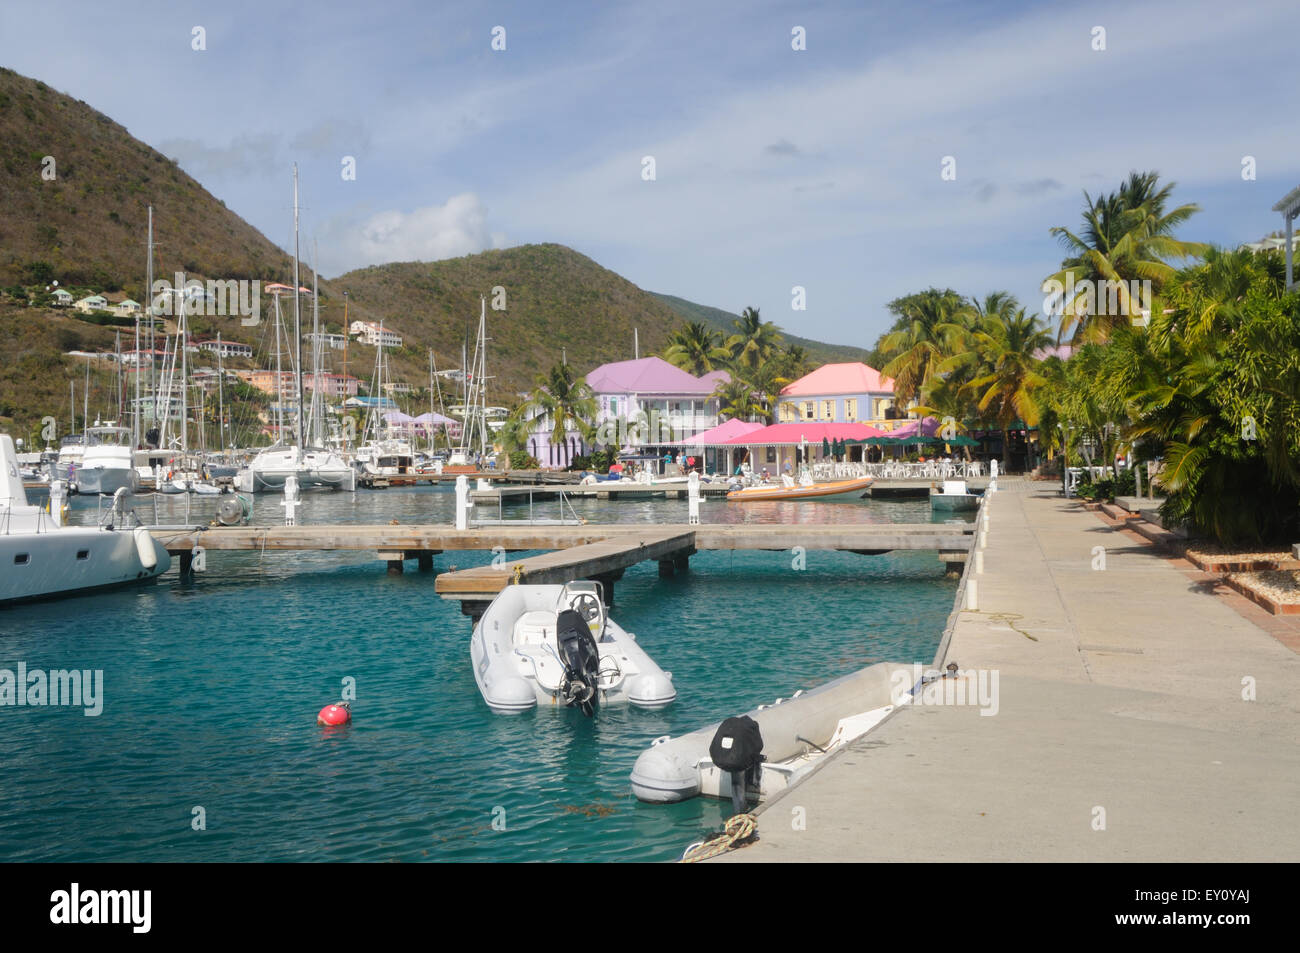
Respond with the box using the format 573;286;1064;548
724;421;885;475
683;418;766;475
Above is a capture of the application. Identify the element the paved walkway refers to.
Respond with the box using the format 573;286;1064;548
720;483;1300;862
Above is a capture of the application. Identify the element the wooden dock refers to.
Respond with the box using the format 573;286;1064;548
148;520;975;616
433;529;696;604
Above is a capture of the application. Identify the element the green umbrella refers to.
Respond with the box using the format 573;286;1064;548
822;436;831;459
946;435;979;447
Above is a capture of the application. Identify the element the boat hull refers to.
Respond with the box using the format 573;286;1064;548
631;661;913;804
72;466;139;496
726;476;872;503
0;527;170;606
236;447;357;492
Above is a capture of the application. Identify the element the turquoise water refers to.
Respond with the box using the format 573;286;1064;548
0;489;961;862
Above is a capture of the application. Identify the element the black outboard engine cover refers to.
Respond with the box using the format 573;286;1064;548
710;716;765;815
555;608;601;716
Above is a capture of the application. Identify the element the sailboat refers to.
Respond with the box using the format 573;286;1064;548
352;319;414;484
236;166;355;493
150;286;221;495
444;296;491;474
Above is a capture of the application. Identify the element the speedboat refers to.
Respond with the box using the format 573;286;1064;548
930;479;980;512
726;473;872;503
470;580;676;715
630;661;914;805
0;435;170;605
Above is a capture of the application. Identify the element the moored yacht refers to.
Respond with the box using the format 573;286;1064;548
0;435;170;605
73;423;139;496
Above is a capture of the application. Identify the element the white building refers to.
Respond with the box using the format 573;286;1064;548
349;321;403;348
197;340;254;359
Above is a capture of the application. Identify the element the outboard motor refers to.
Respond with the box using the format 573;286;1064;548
555;608;601;716
709;715;765;815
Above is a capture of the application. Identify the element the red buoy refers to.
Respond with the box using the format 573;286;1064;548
317;702;351;726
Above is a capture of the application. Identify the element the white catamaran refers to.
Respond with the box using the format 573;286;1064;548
237;166;355;493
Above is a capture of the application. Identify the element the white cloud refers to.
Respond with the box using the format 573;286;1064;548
318;193;505;275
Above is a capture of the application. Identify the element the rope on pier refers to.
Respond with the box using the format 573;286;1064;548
679;813;758;863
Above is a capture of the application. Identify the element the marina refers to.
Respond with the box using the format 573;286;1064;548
3;0;1297;896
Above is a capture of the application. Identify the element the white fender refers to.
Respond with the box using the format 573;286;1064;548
133;526;157;569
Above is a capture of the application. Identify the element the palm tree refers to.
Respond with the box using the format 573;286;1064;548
663;321;729;376
743;359;792;422
1045;170;1206;344
713;377;766;422
520;361;598;466
772;344;812;381
878;288;966;406
1125;247;1300;541
961;308;1053;468
726;307;783;372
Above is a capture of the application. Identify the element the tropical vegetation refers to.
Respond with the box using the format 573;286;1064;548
871;169;1300;544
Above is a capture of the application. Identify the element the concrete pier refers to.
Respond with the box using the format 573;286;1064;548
717;483;1300;863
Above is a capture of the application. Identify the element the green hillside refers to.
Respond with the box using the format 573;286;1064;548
333;244;686;398
0;67;296;292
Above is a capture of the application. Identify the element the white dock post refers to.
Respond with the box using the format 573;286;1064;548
281;475;301;526
975;550;984;574
687;471;701;525
455;475;470;531
965;579;978;610
48;480;66;527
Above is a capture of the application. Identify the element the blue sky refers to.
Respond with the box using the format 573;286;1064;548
3;0;1298;350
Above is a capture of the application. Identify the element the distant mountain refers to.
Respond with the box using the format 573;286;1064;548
650;293;880;368
0;65;877;438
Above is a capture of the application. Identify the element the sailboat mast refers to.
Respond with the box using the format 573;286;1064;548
114;330;122;421
273;293;284;441
310;240;322;448
478;295;488;458
217;332;225;458
146;205;155;441
292;163;304;450
133;316;140;448
178;290;188;456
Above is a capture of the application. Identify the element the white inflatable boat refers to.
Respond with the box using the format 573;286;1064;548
630;661;919;805
470;580;677;715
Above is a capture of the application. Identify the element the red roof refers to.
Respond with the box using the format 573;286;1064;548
724;422;884;445
781;362;893;397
